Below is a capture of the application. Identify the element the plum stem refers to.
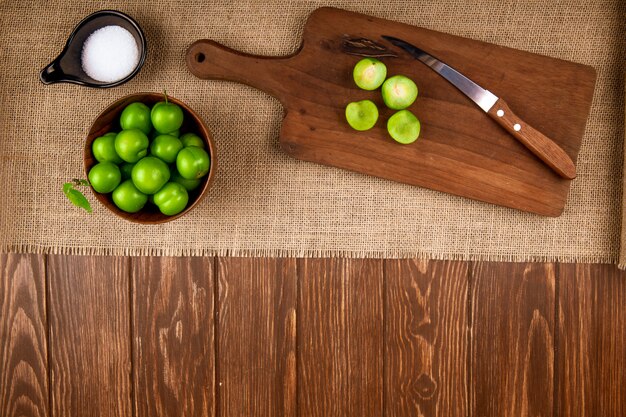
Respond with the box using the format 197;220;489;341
163;90;169;105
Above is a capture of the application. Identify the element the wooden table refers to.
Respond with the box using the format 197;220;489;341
1;254;624;417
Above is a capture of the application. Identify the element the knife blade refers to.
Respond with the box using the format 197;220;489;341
382;35;576;180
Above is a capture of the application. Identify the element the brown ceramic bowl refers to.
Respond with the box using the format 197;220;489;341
84;92;216;223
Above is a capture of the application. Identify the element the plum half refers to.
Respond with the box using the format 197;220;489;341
345;100;379;131
387;110;420;144
352;58;387;90
381;75;418;110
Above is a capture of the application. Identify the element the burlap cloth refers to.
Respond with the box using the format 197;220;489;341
1;0;624;261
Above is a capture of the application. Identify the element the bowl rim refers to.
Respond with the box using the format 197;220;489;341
84;92;217;224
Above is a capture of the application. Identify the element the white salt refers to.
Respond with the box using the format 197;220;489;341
81;25;139;83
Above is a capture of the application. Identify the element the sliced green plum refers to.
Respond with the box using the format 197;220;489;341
381;75;418;110
352;58;387;90
387;110;421;144
345;100;379;131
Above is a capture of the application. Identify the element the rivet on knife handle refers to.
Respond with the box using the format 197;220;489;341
487;98;576;179
382;35;577;180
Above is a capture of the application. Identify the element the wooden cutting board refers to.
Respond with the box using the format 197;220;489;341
186;7;596;216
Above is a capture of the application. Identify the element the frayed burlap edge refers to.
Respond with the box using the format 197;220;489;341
1;243;616;264
617;73;626;269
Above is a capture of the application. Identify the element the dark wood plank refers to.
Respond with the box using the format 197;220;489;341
47;255;131;417
187;7;597;216
558;264;626;417
0;254;48;417
384;259;468;417
470;262;555;417
217;258;296;417
132;257;215;417
298;259;383;417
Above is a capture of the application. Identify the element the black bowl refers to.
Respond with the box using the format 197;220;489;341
40;10;147;88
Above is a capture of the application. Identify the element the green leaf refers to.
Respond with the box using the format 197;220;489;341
63;183;92;213
67;189;92;213
72;178;90;187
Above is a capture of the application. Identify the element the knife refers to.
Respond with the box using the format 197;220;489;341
382;35;576;180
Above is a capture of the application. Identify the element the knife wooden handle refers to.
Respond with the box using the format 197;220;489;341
487;98;576;179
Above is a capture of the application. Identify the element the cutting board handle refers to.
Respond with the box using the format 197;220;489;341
186;40;292;103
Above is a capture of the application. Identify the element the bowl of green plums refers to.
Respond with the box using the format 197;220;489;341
84;92;216;223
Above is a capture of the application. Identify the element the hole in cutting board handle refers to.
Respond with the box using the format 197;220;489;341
196;53;205;63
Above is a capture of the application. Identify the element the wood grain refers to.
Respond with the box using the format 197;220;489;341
470;262;555;417
487;98;576;179
187;7;596;216
298;259;383;417
132;257;215;417
384;259;468;417
217;258;297;417
3;254;626;417
47;255;132;417
557;264;626;417
0;254;48;417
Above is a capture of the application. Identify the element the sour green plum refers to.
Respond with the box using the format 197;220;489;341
115;129;149;163
150;134;183;164
151;97;184;134
179;133;205;148
345;100;378;131
120;102;152;134
153;182;189;216
88;162;121;193
381;75;418;110
352;58;387;90
119;162;135;180
171;167;202;191
176;147;210;180
92;132;122;164
131;156;170;194
151;129;179;140
112;180;148;213
387;110;421;144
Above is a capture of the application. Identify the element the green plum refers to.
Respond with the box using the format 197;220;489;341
131;156;170;194
119;162;135;180
176;147;210;180
112;180;148;213
153;182;189;216
120;102;152;134
151;95;184;134
353;58;387;90
151;129;179;140
381;75;418;110
345;100;379;131
387;110;421;144
150;134;183;164
171;167;202;191
92;132;123;164
88;162;121;193
179;133;205;148
115;129;149;163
